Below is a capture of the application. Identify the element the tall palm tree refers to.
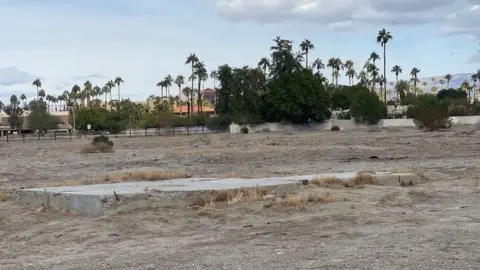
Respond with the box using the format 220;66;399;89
175;75;185;99
391;65;402;101
102;85;109;108
312;58;325;75
210;70;219;88
165;75;173;97
377;28;393;101
194;61;207;112
186;53;199;115
327;57;336;86
257;57;270;75
106;80;115;106
38;89;46;101
300;39;314;68
444;74;452;89
156;81;164;97
410;67;421;94
32;78;42;100
471;72;478;102
114;77;124;101
182;87;192;116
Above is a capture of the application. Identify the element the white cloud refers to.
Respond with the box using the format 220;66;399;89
215;0;480;60
0;66;40;86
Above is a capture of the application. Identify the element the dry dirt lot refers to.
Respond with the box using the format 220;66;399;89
1;128;480;269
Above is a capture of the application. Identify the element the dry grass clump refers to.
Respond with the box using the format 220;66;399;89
101;170;189;182
281;192;337;211
390;168;426;180
80;142;114;154
312;173;377;188
190;185;269;208
311;176;343;186
344;173;377;187
0;189;9;202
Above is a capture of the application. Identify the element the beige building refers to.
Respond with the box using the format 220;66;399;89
0;111;70;135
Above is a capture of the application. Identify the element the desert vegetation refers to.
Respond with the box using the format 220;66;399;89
2;29;480;136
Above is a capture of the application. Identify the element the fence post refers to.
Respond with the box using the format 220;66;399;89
129;129;132;138
6;134;8;143
202;126;204;134
54;132;57;141
173;127;175;137
69;130;72;141
38;133;40;140
145;129;147;137
22;133;25;142
187;126;190;136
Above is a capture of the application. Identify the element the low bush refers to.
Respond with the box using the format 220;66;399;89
82;135;114;153
410;94;451;131
331;125;340;131
350;91;387;125
240;126;249;134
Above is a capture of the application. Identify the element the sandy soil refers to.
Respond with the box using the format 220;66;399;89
2;128;480;269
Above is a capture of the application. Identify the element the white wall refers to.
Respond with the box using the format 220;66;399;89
229;115;480;133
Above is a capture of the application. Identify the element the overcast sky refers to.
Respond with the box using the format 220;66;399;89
0;0;479;102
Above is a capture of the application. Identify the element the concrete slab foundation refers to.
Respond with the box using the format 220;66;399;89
15;172;421;216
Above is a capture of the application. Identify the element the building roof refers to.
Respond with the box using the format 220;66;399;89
202;88;215;93
174;105;214;113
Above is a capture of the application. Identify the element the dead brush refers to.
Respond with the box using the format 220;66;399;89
280;192;337;211
311;176;342;186
102;170;189;182
80;142;114;154
0;189;9;202
344;173;377;187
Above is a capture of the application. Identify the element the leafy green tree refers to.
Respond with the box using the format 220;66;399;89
350;91;387;125
409;94;451;131
74;107;109;131
104;111;127;134
26;99;60;132
331;85;370;110
4;95;24;132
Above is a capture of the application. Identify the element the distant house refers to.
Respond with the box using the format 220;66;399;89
174;105;214;116
202;88;216;106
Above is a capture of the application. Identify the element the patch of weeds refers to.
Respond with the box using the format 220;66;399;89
81;135;114;154
390;168;426;180
280;192;337;211
311;176;343;186
0;189;9;202
344;173;377;187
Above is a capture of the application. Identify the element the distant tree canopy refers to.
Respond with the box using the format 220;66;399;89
216;37;331;124
27;99;60;132
436;88;467;100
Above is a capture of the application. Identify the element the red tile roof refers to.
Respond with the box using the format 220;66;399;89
174;105;214;114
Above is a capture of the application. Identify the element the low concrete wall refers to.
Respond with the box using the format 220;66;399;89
229;115;480;133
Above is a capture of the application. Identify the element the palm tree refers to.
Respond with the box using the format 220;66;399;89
32;78;42;100
391;65;402;101
369;52;380;65
182;87;192;116
357;70;368;86
38;89;46;100
377;29;393;102
444;74;452;89
156;81;165;97
257;57;270;75
439;79;446;90
410;67;420;94
396;79;410;100
312;58;325;75
471;72;478;102
165;75;173;97
175;75;185;106
461;80;471;103
210;70;219;88
20;94;27;108
300;39;314;68
327;57;336;86
101;85;109;108
186;53;199;115
194;61;207;112
114;77;124;101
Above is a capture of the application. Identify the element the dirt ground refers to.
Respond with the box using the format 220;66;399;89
2;127;480;269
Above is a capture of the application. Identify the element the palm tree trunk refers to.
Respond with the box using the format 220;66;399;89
396;74;399;101
191;65;195;116
197;79;202;113
383;45;387;102
117;84;121;101
305;52;308;68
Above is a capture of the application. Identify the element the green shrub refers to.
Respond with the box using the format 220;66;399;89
350;91;387;125
92;135;113;147
240;126;249;134
331;125;340;131
205;115;232;131
410;94;451;131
